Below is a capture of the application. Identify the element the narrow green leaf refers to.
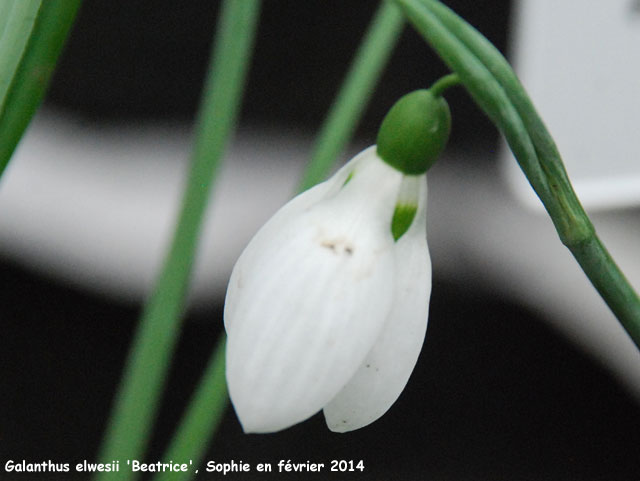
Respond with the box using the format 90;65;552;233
0;0;81;177
153;337;227;481
0;1;41;107
298;0;404;191
95;1;261;478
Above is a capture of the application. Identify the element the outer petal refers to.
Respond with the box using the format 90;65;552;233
224;148;368;332
225;148;404;433
323;175;431;432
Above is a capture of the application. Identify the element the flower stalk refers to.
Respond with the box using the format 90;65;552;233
394;0;640;349
429;72;460;97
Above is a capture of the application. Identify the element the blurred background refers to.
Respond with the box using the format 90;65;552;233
1;0;639;479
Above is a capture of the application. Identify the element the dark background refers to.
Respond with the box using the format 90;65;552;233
1;1;639;479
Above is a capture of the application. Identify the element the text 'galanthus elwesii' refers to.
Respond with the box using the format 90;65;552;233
224;89;451;433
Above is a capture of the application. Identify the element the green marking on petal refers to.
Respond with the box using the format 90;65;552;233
391;203;418;241
342;171;354;186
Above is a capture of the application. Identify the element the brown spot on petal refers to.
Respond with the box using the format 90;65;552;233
321;240;336;251
320;238;355;257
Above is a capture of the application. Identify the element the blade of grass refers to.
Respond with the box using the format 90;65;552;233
395;0;640;348
298;0;404;191
95;1;261;478
0;0;81;178
153;3;403;478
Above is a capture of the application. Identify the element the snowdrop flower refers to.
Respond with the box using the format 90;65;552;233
224;89;451;433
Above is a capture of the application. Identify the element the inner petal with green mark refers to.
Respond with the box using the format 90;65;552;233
390;174;421;241
391;203;418;241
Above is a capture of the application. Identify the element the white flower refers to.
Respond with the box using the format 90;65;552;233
224;145;431;433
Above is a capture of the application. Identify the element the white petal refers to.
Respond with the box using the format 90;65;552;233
225;148;404;433
324;175;431;432
224;148;367;332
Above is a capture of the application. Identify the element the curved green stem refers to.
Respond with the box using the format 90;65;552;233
95;2;261;478
395;0;640;349
430;72;459;97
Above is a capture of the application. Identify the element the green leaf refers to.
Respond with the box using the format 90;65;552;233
0;0;81;177
95;2;261;478
0;1;41;108
298;1;404;191
153;337;227;481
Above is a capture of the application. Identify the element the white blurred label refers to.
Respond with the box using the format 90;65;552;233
503;0;640;210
